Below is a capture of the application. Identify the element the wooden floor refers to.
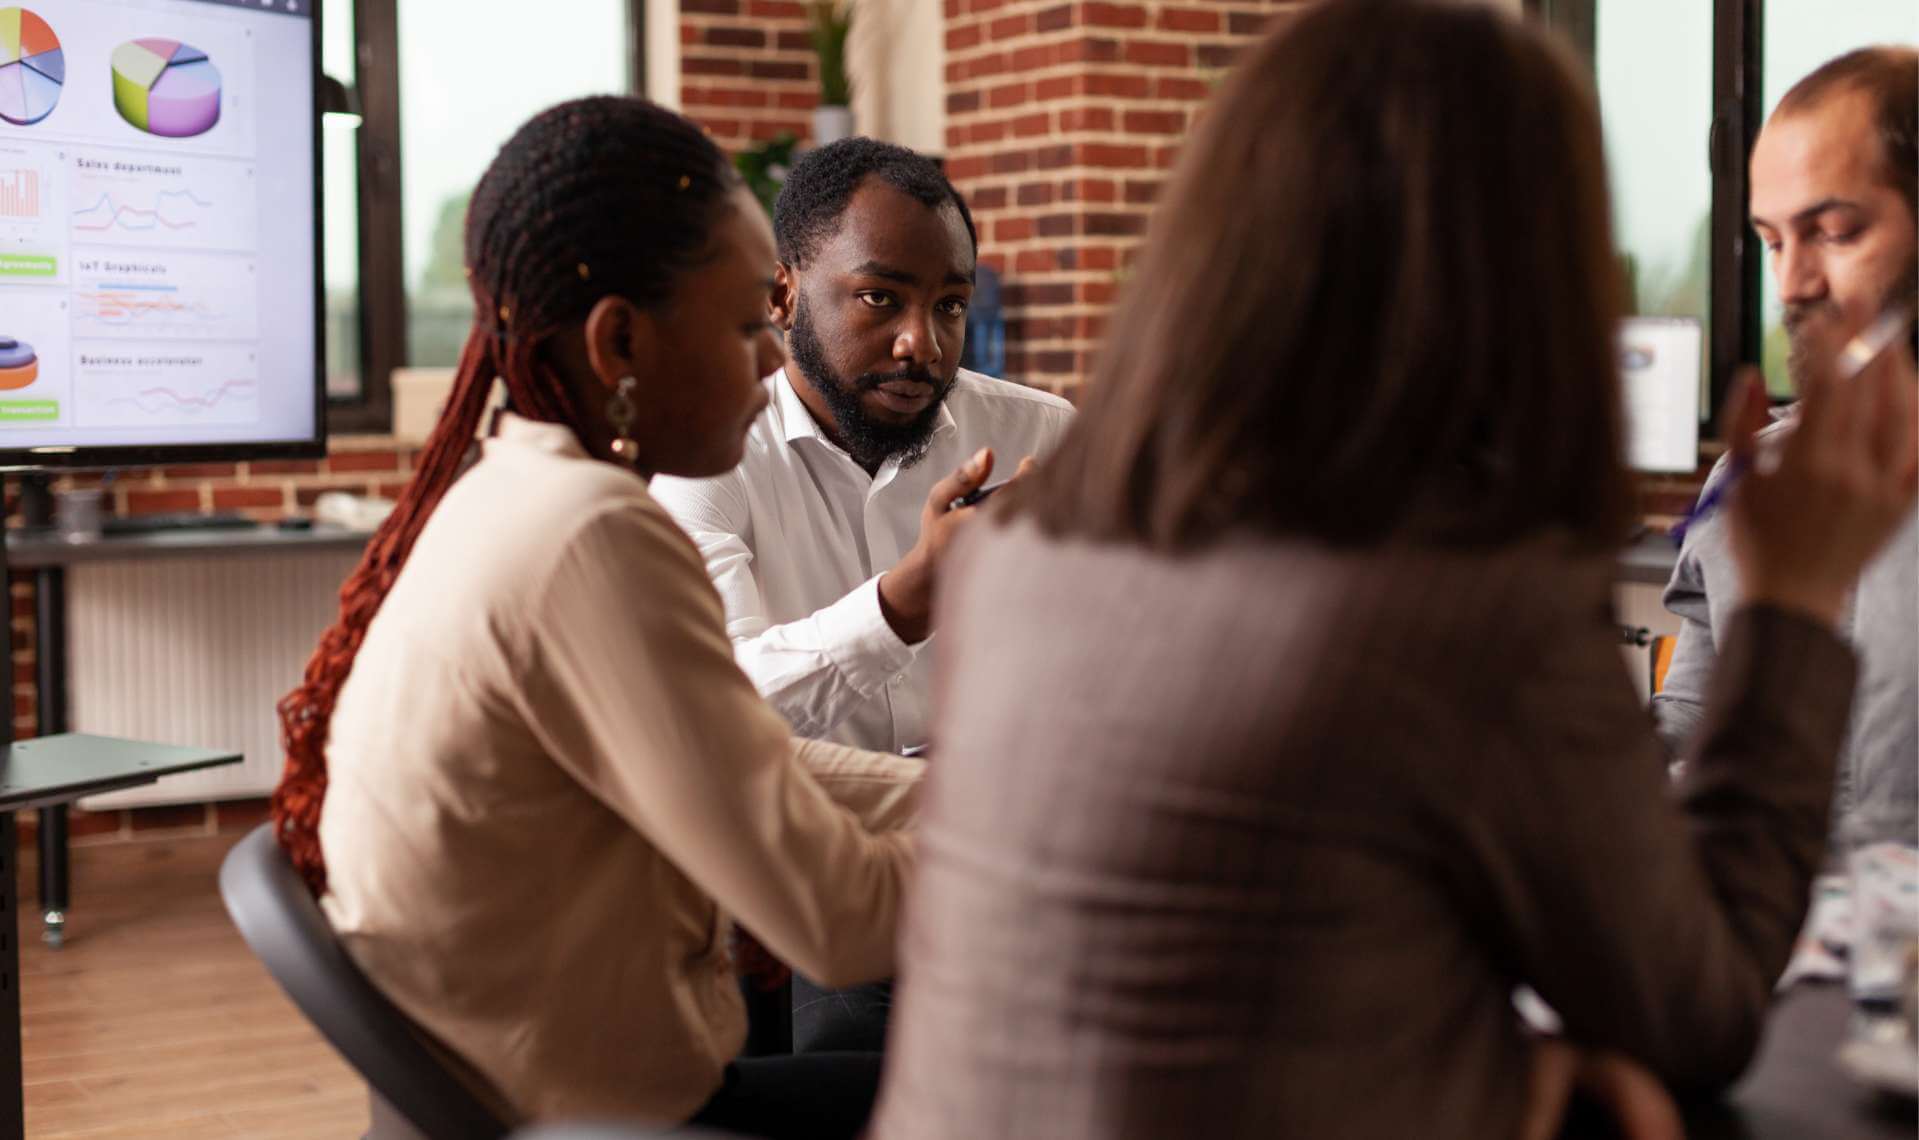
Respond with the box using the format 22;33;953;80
20;833;364;1138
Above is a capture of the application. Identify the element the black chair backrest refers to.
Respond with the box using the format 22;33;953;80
219;824;514;1140
510;1120;740;1128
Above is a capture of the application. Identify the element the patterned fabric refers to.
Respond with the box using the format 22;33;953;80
874;521;1857;1140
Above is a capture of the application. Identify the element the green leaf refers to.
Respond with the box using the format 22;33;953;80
807;1;854;107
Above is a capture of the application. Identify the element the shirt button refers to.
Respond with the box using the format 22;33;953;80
890;674;905;686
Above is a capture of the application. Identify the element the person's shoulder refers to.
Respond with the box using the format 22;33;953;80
649;458;751;524
1700;408;1794;488
470;436;642;518
529;474;707;587
951;369;1075;415
948;370;1075;452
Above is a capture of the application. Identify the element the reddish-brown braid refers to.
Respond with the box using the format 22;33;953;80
271;97;738;894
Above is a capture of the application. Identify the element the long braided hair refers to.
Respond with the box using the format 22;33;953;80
273;97;739;894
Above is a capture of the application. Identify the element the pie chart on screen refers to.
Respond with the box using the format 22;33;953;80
0;337;38;390
0;7;64;128
112;37;221;138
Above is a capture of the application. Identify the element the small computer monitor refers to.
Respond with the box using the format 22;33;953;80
1619;316;1702;474
0;0;321;469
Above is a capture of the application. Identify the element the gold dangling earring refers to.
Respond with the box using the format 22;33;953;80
606;375;641;465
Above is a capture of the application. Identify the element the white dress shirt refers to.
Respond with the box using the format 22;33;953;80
651;367;1075;751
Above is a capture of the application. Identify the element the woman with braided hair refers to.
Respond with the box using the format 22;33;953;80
272;96;921;1137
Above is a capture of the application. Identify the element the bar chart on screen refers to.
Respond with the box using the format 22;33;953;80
73;251;257;342
0;167;39;216
0;146;66;282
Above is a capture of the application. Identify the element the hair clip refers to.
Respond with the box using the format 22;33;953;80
577;262;591;281
677;174;692;191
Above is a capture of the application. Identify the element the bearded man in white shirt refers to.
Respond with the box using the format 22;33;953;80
652;139;1072;1056
653;139;1075;757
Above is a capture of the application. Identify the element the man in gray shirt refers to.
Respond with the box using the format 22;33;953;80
1654;46;1917;848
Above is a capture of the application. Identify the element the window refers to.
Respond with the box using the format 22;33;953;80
321;0;361;401
397;0;632;368
322;1;646;433
1532;0;1916;430
1592;1;1714;417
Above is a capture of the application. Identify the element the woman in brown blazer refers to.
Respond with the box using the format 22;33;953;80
870;3;1919;1139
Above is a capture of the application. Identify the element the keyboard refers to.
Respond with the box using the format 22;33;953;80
102;512;258;536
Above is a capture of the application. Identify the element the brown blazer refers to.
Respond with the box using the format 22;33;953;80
872;521;1856;1140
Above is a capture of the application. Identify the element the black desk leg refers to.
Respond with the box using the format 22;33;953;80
0;813;24;1140
32;569;65;951
32;811;62;950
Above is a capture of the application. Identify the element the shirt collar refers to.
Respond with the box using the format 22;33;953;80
487;411;588;459
776;367;827;446
773;367;961;454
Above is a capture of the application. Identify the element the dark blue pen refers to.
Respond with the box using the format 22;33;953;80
1670;304;1913;548
1669;455;1747;548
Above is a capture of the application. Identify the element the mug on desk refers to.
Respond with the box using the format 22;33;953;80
54;489;104;543
1840;833;1919;1095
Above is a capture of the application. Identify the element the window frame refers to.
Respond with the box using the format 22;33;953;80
323;0;649;435
1527;0;1767;439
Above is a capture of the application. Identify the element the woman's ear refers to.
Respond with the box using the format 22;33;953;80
582;295;658;394
769;263;798;332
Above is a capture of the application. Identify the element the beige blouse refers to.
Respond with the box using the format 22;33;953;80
319;414;922;1124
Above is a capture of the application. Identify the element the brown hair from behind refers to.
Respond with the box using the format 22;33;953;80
1773;45;1918;214
1010;0;1635;553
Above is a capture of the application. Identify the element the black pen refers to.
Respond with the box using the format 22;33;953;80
948;478;1012;512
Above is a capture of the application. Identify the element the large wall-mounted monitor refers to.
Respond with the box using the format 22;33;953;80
0;0;321;469
1619;316;1702;474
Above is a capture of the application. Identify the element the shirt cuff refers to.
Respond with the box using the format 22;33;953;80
818;575;921;697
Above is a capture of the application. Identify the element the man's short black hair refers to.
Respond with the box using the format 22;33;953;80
773;137;978;268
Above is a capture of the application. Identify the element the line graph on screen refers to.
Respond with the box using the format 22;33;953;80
73;254;257;341
71;188;213;233
105;378;256;415
68;155;255;252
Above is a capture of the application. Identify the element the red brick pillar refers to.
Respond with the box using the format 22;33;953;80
680;0;820;151
942;0;1299;398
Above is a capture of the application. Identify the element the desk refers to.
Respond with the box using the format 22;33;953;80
6;524;370;946
0;733;240;1140
1561;983;1918;1139
1687;983;1917;1140
1618;531;1682;586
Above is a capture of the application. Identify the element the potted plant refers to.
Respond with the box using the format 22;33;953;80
735;132;800;217
808;1;855;144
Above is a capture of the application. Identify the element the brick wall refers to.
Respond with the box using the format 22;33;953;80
942;0;1299;399
680;0;818;151
7;435;415;846
11;2;1713;850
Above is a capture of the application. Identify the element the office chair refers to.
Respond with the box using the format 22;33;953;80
1650;634;1678;698
219;824;516;1140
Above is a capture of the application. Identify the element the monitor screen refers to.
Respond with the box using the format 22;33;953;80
0;0;320;469
1619;316;1702;474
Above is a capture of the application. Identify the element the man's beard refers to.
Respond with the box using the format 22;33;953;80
787;299;955;470
1785;263;1919;390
